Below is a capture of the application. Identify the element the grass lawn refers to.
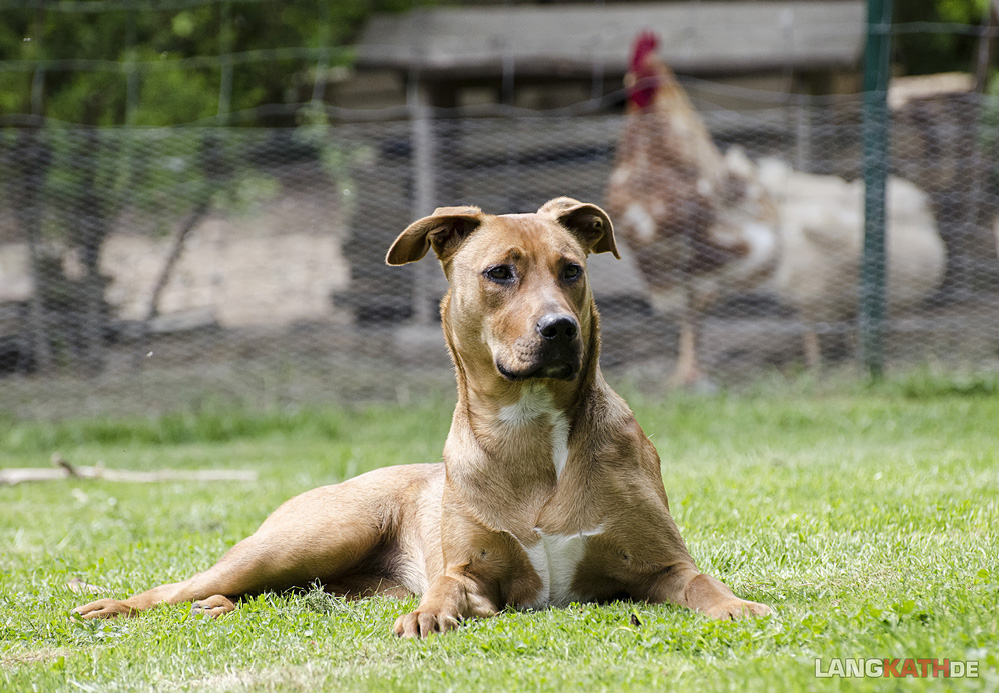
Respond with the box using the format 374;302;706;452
1;373;998;691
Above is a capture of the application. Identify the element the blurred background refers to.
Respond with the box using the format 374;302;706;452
1;0;997;419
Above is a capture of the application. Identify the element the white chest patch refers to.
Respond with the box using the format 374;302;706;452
519;527;603;609
498;387;571;479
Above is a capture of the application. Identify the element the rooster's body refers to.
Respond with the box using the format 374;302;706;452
606;34;945;383
605;33;779;385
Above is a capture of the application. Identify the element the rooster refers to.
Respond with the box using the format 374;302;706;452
606;33;945;384
605;32;780;387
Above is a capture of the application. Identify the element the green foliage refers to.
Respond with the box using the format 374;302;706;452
1;405;343;450
885;368;999;398
131;60;218;127
1;384;998;690
0;0;414;126
895;0;993;77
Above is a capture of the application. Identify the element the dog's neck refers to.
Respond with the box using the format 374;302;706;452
442;300;604;465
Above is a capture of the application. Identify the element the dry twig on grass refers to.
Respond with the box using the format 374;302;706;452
0;453;257;486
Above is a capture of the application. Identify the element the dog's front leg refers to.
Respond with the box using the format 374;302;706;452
393;490;530;638
645;561;772;620
393;571;498;638
632;508;772;620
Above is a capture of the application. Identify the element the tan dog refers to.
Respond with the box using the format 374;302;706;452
73;198;771;636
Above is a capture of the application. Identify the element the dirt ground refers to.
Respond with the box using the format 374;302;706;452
0;189;352;328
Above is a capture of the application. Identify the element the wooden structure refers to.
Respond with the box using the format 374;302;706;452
331;1;867;325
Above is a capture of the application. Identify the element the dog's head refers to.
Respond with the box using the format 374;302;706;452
387;197;618;384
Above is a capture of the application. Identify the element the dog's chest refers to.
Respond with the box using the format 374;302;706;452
519;527;602;609
498;387;601;607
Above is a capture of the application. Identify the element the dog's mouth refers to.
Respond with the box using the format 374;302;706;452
495;359;579;382
491;327;583;383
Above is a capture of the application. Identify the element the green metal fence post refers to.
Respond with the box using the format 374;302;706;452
125;8;138;126
218;0;234;123
311;0;332;106
860;0;893;380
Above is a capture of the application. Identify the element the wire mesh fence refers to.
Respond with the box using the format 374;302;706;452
2;86;998;419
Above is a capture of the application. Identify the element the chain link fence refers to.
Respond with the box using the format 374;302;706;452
2;87;998;419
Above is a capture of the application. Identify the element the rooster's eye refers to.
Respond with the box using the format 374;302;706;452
485;265;513;283
563;264;582;282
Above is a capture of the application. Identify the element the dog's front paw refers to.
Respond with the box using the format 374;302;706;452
71;598;135;620
703;598;773;620
191;594;235;618
393;608;461;639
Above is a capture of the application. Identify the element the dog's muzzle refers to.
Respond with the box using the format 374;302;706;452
496;313;582;381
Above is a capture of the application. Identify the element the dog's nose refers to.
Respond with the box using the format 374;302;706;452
537;314;579;341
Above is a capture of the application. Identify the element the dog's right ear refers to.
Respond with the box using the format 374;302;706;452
386;206;485;266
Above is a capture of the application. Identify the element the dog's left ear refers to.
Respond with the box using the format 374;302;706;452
539;197;620;258
386;206;485;265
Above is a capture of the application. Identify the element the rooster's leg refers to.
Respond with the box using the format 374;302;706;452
670;310;704;388
803;326;822;370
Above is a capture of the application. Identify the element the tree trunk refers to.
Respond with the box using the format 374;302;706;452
7;129;54;373
76;127;112;375
144;198;211;323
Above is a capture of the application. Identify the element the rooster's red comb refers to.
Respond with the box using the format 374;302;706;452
630;31;660;72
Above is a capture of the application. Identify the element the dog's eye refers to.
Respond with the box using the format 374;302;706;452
485;265;514;282
563;264;582;281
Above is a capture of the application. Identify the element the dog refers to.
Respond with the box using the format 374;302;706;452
73;197;772;637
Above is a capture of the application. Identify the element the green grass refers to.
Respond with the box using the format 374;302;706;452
1;374;998;691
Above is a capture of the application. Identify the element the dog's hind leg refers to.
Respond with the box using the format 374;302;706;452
72;467;435;619
73;524;373;618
